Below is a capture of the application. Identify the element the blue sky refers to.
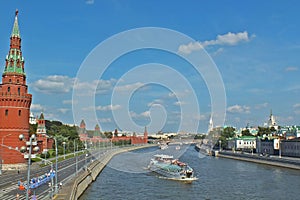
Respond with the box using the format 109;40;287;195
1;0;300;133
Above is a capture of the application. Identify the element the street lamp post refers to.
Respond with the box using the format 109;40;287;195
84;146;87;170
279;140;282;158
0;133;12;175
19;134;39;200
74;140;78;174
219;140;222;152
63;142;66;159
54;137;58;193
251;141;254;155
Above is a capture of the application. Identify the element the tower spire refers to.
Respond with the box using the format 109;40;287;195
11;9;20;38
3;9;25;75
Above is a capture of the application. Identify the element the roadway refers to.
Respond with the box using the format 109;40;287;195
0;148;110;200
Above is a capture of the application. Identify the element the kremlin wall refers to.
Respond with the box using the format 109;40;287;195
78;119;148;146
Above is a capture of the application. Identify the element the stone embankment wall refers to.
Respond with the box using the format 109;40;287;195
215;151;300;170
57;145;154;200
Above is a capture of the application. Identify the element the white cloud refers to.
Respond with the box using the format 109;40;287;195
99;118;112;123
285;66;298;72
31;75;75;94
147;99;163;107
294;110;300;115
255;102;269;109
85;0;94;5
285;85;300;92
62;100;75;105
141;111;151;117
96;79;117;94
248;88;267;94
210;31;252;46
293;104;300;115
227;104;250;114
31;104;44;111
293;103;300;108
194;114;207;121
178;31;255;54
213;48;224;56
178;41;203;54
57;108;69;114
96;104;121;111
174;101;186;106
168;90;191;98
82;104;121;111
114;82;145;92
130;110;150;119
74;79;117;95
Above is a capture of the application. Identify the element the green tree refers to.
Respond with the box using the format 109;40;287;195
222;127;236;138
257;126;271;137
241;129;252;136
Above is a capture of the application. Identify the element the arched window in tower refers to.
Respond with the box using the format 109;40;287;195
9;79;12;83
8;87;10;92
5;109;8;116
18;110;21;116
18;87;20;95
17;79;19;83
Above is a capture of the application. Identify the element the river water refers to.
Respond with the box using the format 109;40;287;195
79;145;300;200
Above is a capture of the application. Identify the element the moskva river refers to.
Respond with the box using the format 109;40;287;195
79;145;300;200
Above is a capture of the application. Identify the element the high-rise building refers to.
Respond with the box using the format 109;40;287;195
0;10;32;166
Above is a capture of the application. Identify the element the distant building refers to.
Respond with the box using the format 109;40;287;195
281;138;300;158
29;112;37;124
256;137;280;155
266;110;279;130
279;126;300;139
227;136;256;151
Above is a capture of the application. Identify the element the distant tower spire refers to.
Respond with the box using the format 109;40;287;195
268;109;276;127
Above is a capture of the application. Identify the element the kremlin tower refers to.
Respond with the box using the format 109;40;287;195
0;10;32;166
144;126;148;144
36;113;52;154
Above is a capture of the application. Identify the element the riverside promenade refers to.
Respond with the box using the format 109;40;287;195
214;150;300;170
53;145;155;200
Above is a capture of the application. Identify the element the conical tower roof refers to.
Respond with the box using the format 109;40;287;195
80;119;86;128
39;112;45;120
11;10;20;38
3;9;25;75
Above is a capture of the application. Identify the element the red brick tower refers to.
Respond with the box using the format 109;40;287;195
36;113;48;153
144;126;148;144
79;119;88;142
0;10;32;166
